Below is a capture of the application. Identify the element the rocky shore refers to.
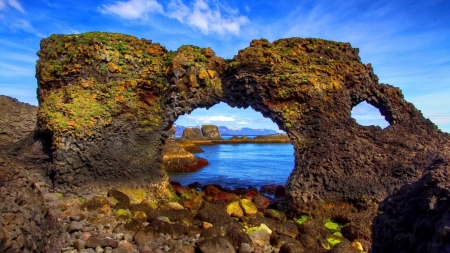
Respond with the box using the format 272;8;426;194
6;175;370;253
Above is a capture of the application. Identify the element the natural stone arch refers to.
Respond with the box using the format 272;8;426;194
35;32;449;213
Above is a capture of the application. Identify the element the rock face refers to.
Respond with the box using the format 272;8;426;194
0;96;37;146
201;125;222;140
34;33;450;250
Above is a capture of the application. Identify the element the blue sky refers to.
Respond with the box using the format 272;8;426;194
0;0;449;132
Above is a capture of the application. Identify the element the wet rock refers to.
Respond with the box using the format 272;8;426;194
204;185;237;204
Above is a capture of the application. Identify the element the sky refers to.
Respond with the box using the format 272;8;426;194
0;0;449;132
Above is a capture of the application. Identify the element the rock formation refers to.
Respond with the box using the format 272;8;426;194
0;96;37;146
201;125;222;140
27;32;450;251
162;139;208;172
180;127;207;141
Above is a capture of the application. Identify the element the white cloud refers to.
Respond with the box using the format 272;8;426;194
10;19;45;37
0;0;24;13
0;62;34;76
98;0;249;36
167;0;248;35
185;115;236;124
98;0;163;19
236;121;250;124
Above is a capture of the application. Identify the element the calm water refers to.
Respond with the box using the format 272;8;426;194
167;140;295;190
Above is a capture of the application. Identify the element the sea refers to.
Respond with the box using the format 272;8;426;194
167;136;295;190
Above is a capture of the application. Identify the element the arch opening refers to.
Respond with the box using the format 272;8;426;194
351;101;390;129
165;102;295;191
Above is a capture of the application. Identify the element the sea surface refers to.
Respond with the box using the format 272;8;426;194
168;136;295;190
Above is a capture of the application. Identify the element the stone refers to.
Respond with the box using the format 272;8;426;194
74;239;86;250
197;236;236;253
238;243;253;253
44;192;64;202
226;201;244;218
133;230;159;247
247;224;272;247
252;194;270;212
264;209;286;222
166;202;184;210
67;221;84;233
279;241;305;253
204;185;237;204
85;236;119;248
195;201;231;225
112;240;136;253
240;199;258;217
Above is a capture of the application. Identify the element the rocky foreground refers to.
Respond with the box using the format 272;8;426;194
1;154;370;253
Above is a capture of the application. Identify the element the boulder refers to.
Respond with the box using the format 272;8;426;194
247;224;272;247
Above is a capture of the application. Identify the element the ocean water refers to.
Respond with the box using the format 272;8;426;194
167;140;295;190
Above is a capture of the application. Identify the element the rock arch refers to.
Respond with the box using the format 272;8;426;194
36;32;449;212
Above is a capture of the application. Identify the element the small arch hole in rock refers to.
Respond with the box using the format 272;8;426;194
167;102;295;192
351;101;390;128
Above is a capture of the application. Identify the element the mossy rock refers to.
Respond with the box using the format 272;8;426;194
226;200;244;218
240;198;258;217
